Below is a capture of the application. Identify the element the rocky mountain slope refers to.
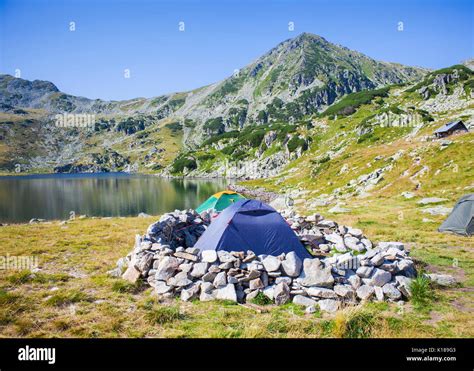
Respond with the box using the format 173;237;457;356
0;33;427;173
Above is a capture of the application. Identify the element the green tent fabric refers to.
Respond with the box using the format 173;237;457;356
196;191;246;213
438;194;474;236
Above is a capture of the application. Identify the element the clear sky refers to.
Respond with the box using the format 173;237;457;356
0;0;472;100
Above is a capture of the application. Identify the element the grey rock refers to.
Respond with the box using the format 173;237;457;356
306;287;338;299
334;284;355;299
155;256;180;280
217;251;236;263
275;276;292;285
215;284;237;302
202;271;217;283
181;284;200;301
356;266;374;278
427;273;457;287
378;241;405;250
155;280;172;294
213;271;227;288
246;289;261;301
167;271;192;287
374;286;384;301
247;270;261;280
356;285;375;300
318;299;339;313
190;262;209;278
263;285;275;300
201;250;218;263
347;227;363;238
273;282;291;305
218;261;234;270
249;278;265;290
293;295;317;307
185;247;200;255
262;255;281;272
370;253;385;266
347;272;362;290
227;275;238;284
417;197;447;205
305;305;318;314
382;283;402;300
200;290;216;302
201;281;214;294
122;265;141;283
370;268;392;287
179;263;194;273
281;251;302;277
297;259;334;288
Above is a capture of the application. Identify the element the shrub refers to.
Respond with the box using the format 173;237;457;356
172;157;197;174
333;307;375;338
165;121;183;133
410;275;433;310
146;305;183;325
112;280;143;294
250;292;272;306
203;117;224;133
322;87;390;117
287;136;307;152
46;290;90;307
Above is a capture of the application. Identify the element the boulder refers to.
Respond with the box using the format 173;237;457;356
202;271;217;283
273;282;291;305
190;262;209;278
395;276;412;297
293;295;317;308
167;271;192;287
334;284;355;299
378;242;404;250
306;287;338;299
122;265;141;283
370;268;392;287
382;283;402;300
318;299;339;313
275;276;292;285
427;273;457;287
215;284;237;302
356;285;375;300
370;253;385;266
217;251;236;263
374;286;384;301
249;278;265;290
356;266;374;278
201;281;214;294
201;250;218;263
297;259;334;288
181;283;200;301
263;285;275;300
155;256;180;281
347;272;362;289
154;280;172;294
213;272;227;288
281;251;302;277
262;255;281;272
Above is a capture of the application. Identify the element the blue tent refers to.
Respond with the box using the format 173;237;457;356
194;199;311;259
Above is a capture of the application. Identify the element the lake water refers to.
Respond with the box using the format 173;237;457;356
0;173;228;223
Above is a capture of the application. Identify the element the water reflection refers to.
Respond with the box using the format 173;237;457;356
0;173;228;222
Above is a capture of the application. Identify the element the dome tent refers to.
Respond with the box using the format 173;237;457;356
194;199;311;259
196;190;246;214
438;194;474;236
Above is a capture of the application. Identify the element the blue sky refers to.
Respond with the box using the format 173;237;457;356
0;0;472;100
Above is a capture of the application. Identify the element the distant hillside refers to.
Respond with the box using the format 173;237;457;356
0;32;429;174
